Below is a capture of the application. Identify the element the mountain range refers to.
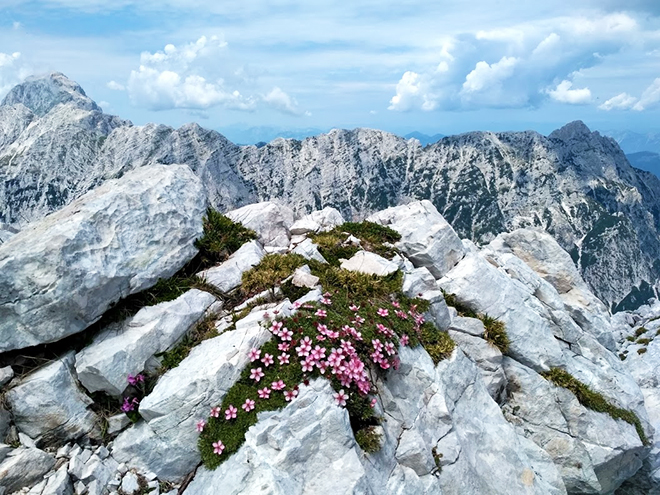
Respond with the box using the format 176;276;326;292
1;72;659;312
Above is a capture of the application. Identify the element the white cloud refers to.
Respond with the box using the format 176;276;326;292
599;92;638;110
388;12;650;111
0;51;30;98
633;78;660;111
107;80;125;91
12;21;21;30
547;80;592;104
262;86;305;115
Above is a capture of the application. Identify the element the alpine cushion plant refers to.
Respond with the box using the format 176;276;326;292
197;272;455;469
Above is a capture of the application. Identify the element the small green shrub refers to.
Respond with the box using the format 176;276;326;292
626;336;636;342
241;253;307;296
634;327;648;338
355;426;382;454
541;368;648;445
441;291;478;318
619;353;627;361
637;338;652;346
638;348;648;355
194;208;257;266
481;315;510;354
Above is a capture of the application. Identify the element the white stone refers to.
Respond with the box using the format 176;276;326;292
367;200;466;278
289;217;320;235
75;289;216;396
197;240;265;293
5;352;97;446
73;482;86;495
120;472;140;495
291;266;320;288
226;201;294;248
402;267;437;298
448;316;485;337
291;238;327;263
340;250;399;276
305;207;344;232
0;366;13;387
41;465;72;495
0;164;206;351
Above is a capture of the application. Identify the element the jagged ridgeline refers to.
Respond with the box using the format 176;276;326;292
2;72;660;312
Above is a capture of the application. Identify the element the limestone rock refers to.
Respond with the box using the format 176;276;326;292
0;366;13;387
340;250;399;276
0;164;206;352
291;238;327;263
367;201;465;278
5;352;98;446
197;240;265;293
0;447;56;493
75;289;216;396
226;201;294;248
449;331;506;401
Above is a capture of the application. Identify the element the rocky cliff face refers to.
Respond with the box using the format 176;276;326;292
1;73;659;311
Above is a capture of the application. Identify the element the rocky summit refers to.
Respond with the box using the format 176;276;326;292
1;73;660;312
1;73;660;495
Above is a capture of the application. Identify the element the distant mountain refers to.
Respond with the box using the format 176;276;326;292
403;131;445;146
2;72;660;311
218;125;326;145
627;151;660;178
603;130;660;155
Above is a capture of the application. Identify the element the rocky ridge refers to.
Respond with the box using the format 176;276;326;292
1;73;659;311
0;161;658;494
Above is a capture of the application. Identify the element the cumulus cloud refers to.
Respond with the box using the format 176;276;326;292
388;12;646;111
547;80;591;104
119;35;306;115
599;78;660;111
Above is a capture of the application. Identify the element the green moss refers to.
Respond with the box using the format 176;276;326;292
241;253;307;296
541;368;648;445
355;426;382;453
441;291;478;319
638;348;648;355
619;353;627;361
626;336;636;342
419;323;455;364
637;337;652;345
194;208;257;266
310;221;401;266
635;327;648;338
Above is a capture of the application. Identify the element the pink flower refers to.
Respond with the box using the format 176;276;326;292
310;345;326;361
327;329;340;339
372;339;384;352
278;353;290;365
392;301;401;308
284;389;299;402
261;353;274;367
315;309;327;318
327;348;344;368
370;350;384;363
377;308;389;317
301;358;315;373
271;320;283;332
354;315;365;325
334;389;349;407
272;380;286;390
320;297;332;305
317;361;327;374
225;405;238;420
210;406;221;418
278;342;290;351
349;304;360;311
395;310;408;320
127;374;144;386
370;398;378;408
196;419;206;432
213;440;225;455
250;367;265;382
384;342;396;355
400;334;409;346
242;399;256;412
248;348;261;362
121;397;139;412
296;336;313;357
281;328;293;341
380;360;391;370
258;387;271;399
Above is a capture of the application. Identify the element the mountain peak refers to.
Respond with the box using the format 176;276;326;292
1;72;100;117
548;120;593;142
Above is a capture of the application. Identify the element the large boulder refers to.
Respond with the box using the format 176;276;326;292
489;229;615;350
5;352;98;447
75;289;217;396
340;250;399;276
290;207;344;235
0;164;206;352
367;200;465;278
226;201;294;248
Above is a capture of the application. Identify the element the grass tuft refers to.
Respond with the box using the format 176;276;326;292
355;426;382;453
541;368;648;445
194;208;257;266
241;253;307;297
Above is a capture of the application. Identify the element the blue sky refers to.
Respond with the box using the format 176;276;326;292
1;0;659;140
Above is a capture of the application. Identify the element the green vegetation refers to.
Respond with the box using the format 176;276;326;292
635;327;648;338
626;336;636;342
311;221;401;265
637;338;652;346
541;368;648;445
194;208;257;266
241;253;307;296
355;426;382;454
442;291;509;354
638;348;648;355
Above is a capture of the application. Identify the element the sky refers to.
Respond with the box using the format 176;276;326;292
0;0;659;142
